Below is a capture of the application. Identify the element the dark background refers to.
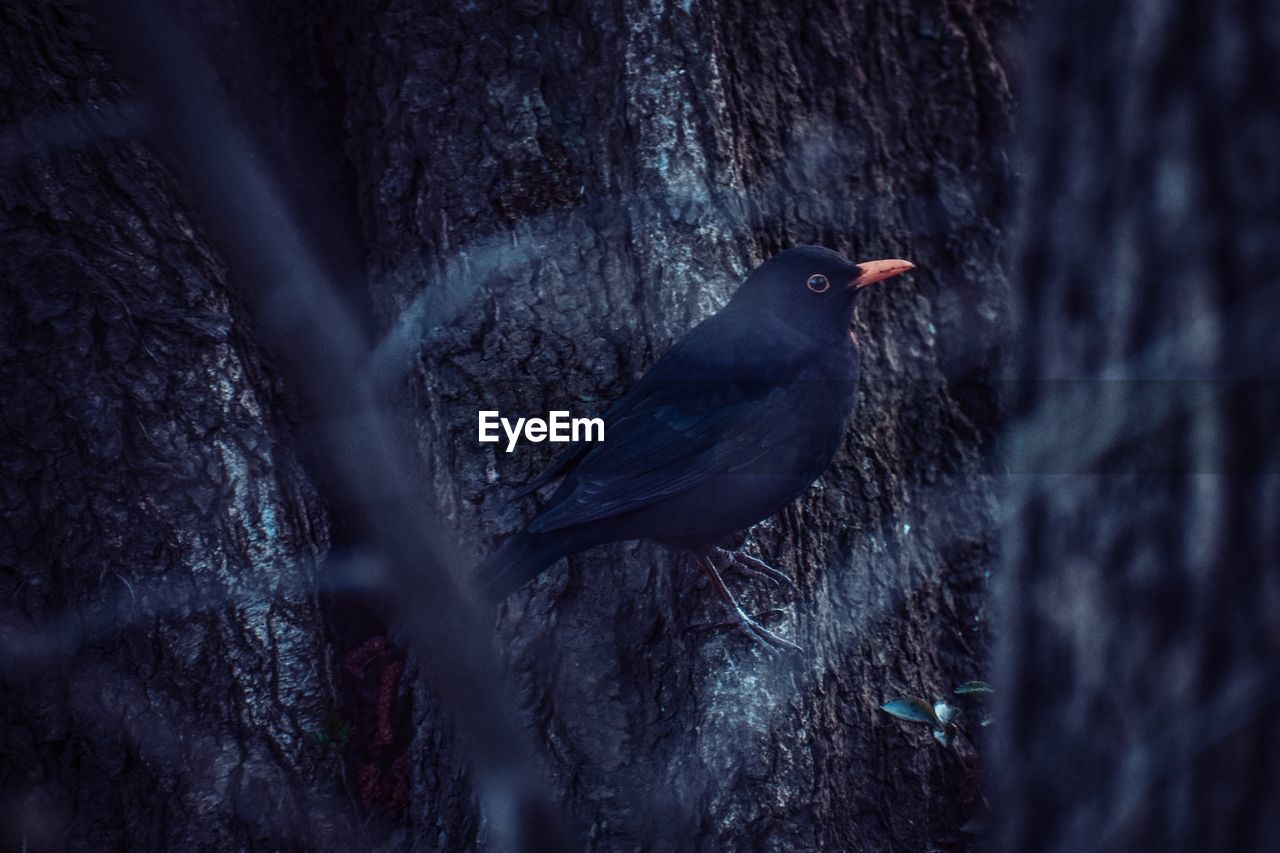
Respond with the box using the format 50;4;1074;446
1;0;1276;851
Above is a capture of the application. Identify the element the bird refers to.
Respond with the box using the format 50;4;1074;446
474;245;914;651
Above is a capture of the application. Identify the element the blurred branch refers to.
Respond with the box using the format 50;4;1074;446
95;2;571;849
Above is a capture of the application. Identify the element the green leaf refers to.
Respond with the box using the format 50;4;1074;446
955;681;993;695
880;697;941;727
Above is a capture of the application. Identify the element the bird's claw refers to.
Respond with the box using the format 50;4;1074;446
691;606;802;656
693;552;802;656
713;546;797;592
738;611;801;655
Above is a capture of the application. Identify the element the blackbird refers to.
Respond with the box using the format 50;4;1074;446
475;245;914;650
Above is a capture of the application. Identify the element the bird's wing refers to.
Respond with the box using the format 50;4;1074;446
513;382;646;498
527;316;817;533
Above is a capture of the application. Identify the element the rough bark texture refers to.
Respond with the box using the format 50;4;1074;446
0;4;342;850
329;1;1016;849
994;0;1280;851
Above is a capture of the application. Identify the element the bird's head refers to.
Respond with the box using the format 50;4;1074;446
728;245;914;341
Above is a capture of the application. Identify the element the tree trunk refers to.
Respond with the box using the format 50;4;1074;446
331;1;1016;849
2;0;1018;850
0;4;344;850
993;0;1280;850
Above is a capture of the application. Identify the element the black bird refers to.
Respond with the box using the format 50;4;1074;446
475;246;914;650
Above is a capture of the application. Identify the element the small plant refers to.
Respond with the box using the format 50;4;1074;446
954;680;992;695
880;681;993;745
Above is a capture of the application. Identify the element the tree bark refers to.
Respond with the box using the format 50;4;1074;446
330;1;1016;849
0;4;343;850
993;0;1280;850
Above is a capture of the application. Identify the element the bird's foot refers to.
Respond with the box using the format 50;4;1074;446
732;606;802;655
693;553;802;656
712;546;796;592
690;607;800;655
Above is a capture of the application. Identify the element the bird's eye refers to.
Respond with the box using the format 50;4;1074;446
806;274;830;293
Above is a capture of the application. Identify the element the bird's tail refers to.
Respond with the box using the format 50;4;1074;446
473;530;570;603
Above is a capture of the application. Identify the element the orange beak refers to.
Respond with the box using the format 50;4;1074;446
850;258;915;288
